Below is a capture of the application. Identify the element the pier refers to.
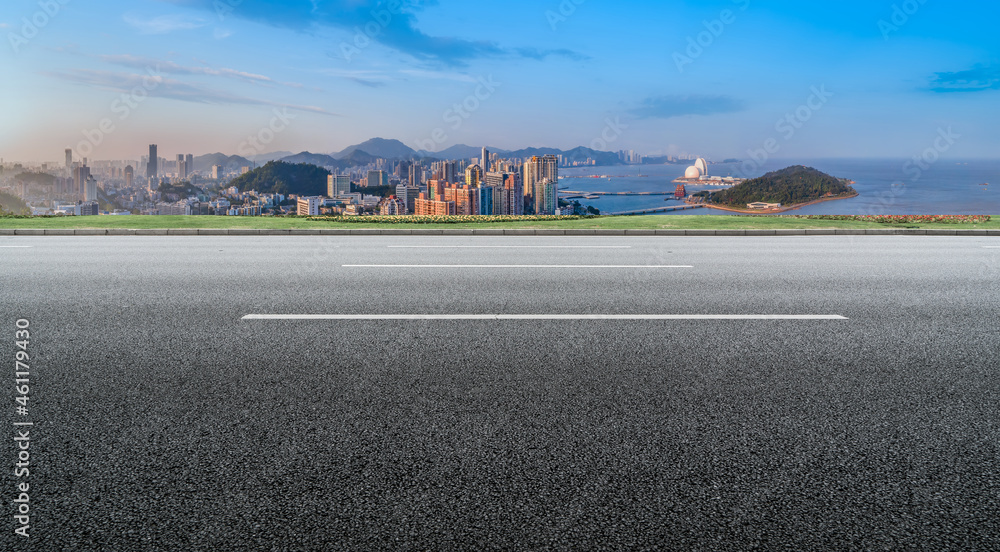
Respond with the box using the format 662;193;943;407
560;190;675;197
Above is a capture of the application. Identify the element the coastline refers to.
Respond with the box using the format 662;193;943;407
700;191;860;215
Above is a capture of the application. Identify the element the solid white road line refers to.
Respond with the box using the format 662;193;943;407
387;246;632;249
343;264;692;268
243;314;848;321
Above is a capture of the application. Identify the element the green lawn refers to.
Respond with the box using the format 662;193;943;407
1;215;998;230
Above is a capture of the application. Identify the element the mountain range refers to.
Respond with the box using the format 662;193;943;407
191;138;624;173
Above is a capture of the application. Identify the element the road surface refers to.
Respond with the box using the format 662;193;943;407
1;235;999;550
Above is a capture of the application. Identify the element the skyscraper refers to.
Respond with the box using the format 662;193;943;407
65;149;72;169
177;154;187;178
523;155;558;214
84;176;98;202
408;164;424;187
73;165;91;198
482;147;490;173
328;174;351;197
125;165;134;188
366;170;388;188
146;145;158;179
444;161;457;184
465;164;483;187
186;154;194;175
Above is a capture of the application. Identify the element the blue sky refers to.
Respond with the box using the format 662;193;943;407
2;0;998;162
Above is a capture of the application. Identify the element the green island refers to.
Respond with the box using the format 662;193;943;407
695;165;858;213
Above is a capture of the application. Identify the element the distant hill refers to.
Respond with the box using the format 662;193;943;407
340;149;377;166
334;138;416;160
194;153;251;172
707;166;856;207
15;172;57;186
228;161;330;196
415;144;623;165
245;151;294;164
507;147;564;158
418;144;511;160
156;181;202;200
0;190;28;214
558;146;621;166
280;151;340;167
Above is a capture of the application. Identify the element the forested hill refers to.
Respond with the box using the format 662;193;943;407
0;191;29;214
708;166;855;207
228;161;330;196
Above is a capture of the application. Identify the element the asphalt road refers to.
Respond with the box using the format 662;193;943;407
2;235;999;551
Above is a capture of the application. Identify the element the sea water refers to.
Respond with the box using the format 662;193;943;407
561;159;1000;215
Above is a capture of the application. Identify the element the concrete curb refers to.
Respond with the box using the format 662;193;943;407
1;228;999;237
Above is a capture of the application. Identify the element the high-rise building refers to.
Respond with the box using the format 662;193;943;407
328;175;351;197
465;164;483;187
408;164;424;187
427;180;445;201
538;179;557;215
186;154;194;174
146;145;158;179
444;184;478;216
395;160;411;180
485;171;523;215
476;185;498;215
73;165;91;198
177;154;187;178
364;170;388;188
523;155;558;214
443;162;457;184
212;165;223;180
504;173;524;215
482;147;490;173
65;149;72;169
84;176;98;202
124;165;134;188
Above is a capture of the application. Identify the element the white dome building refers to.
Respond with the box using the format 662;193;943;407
684;166;702;179
694;158;709;176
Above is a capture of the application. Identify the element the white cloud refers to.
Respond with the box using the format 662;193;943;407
44;69;337;116
399;69;477;83
101;54;275;85
123;14;206;34
0;23;10;30
213;28;233;40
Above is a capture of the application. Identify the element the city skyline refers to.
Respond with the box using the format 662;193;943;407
3;1;999;162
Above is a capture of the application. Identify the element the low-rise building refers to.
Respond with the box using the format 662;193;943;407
414;193;456;216
297;196;321;216
379;196;406;215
